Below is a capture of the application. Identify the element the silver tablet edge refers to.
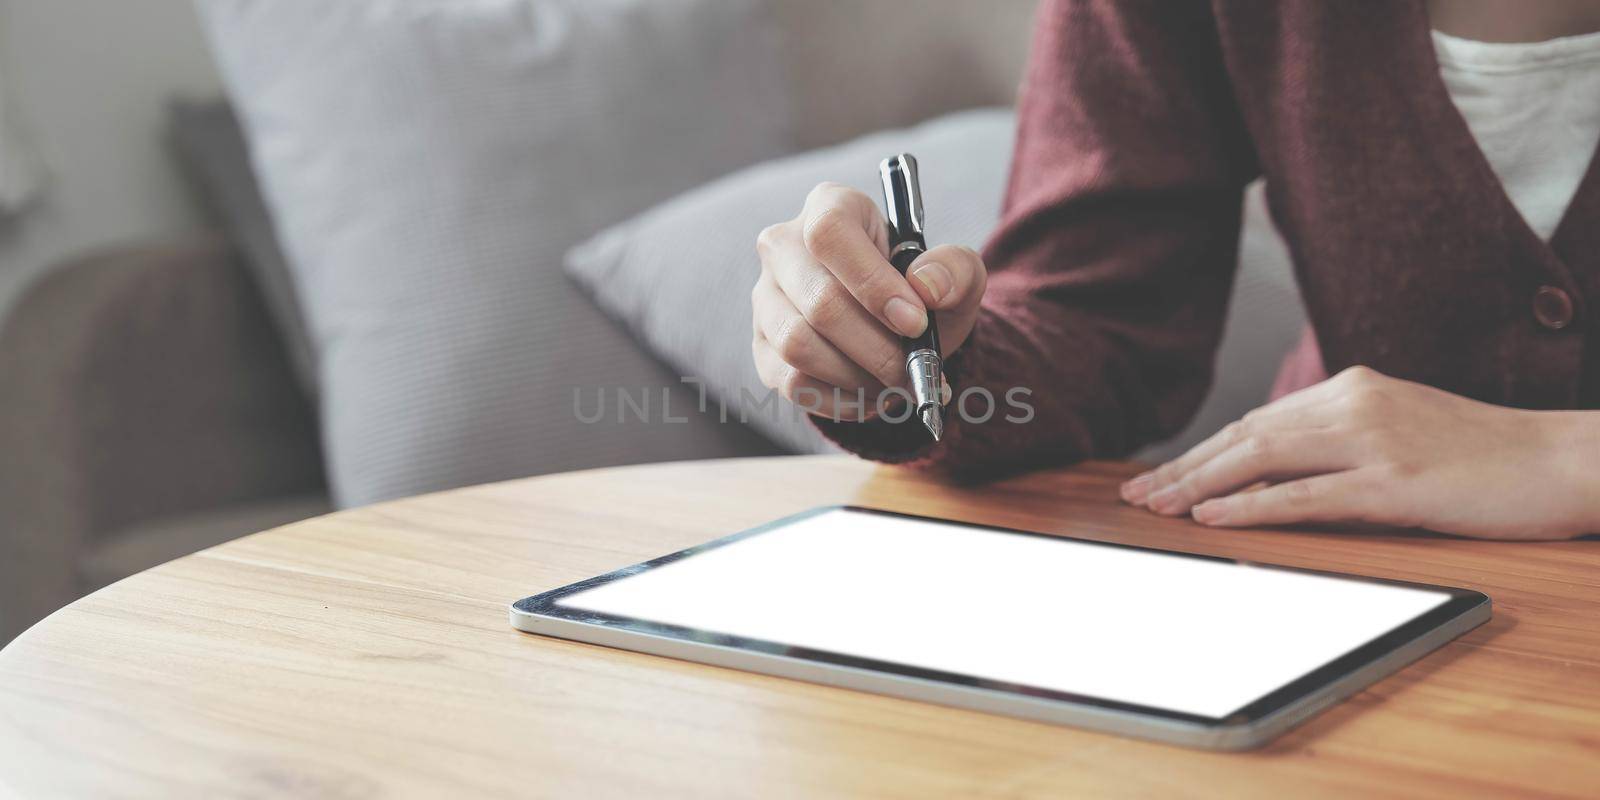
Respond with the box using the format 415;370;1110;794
510;596;1489;751
1231;594;1491;748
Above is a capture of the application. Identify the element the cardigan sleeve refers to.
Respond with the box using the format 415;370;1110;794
812;0;1260;478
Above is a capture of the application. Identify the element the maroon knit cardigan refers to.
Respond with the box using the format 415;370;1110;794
815;0;1600;477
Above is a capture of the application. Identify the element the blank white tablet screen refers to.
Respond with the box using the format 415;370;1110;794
556;508;1449;718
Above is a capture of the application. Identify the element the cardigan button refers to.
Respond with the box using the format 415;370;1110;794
1533;285;1575;331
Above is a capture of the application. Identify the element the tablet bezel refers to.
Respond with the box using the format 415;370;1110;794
510;505;1490;748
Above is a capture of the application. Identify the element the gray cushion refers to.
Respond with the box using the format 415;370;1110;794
168;100;317;398
199;0;793;506
565;109;1017;454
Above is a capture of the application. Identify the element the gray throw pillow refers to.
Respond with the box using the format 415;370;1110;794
565;109;1017;454
199;0;793;506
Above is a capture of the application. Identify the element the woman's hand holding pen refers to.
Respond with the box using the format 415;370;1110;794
1122;366;1600;540
751;182;987;420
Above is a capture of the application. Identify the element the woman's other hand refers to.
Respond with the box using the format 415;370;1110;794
1121;366;1600;540
751;182;987;420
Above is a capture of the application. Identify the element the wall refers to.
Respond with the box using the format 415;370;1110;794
0;0;220;317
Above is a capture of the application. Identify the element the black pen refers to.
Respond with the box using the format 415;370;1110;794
879;154;945;441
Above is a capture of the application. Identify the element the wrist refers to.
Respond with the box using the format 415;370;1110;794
1541;410;1600;536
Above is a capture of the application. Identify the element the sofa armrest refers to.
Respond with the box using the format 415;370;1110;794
0;234;323;640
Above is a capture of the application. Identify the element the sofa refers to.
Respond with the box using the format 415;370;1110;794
0;0;1304;643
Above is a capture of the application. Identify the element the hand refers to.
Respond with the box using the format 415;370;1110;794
1120;366;1600;540
751;182;987;420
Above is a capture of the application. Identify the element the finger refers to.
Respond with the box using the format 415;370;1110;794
1123;384;1349;506
752;335;877;421
1144;429;1361;516
762;227;907;389
800;183;928;338
1190;469;1389;528
905;244;987;313
752;276;884;392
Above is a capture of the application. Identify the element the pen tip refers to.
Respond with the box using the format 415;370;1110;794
921;406;944;442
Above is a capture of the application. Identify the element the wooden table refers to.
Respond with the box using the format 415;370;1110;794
1;456;1596;798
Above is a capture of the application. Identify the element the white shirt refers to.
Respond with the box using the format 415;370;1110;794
1432;29;1600;242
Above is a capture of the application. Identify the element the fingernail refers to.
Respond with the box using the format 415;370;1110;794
884;297;927;337
1192;500;1227;525
1120;472;1153;504
940;375;952;405
910;262;953;305
1148;486;1183;515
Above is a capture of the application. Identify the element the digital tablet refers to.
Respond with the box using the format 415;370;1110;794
509;506;1489;750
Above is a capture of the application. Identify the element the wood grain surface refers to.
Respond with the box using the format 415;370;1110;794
0;455;1596;798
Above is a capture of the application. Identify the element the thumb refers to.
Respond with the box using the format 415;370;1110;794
906;245;987;313
905;244;987;356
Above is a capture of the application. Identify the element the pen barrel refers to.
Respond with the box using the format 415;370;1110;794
889;245;941;359
890;245;942;413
